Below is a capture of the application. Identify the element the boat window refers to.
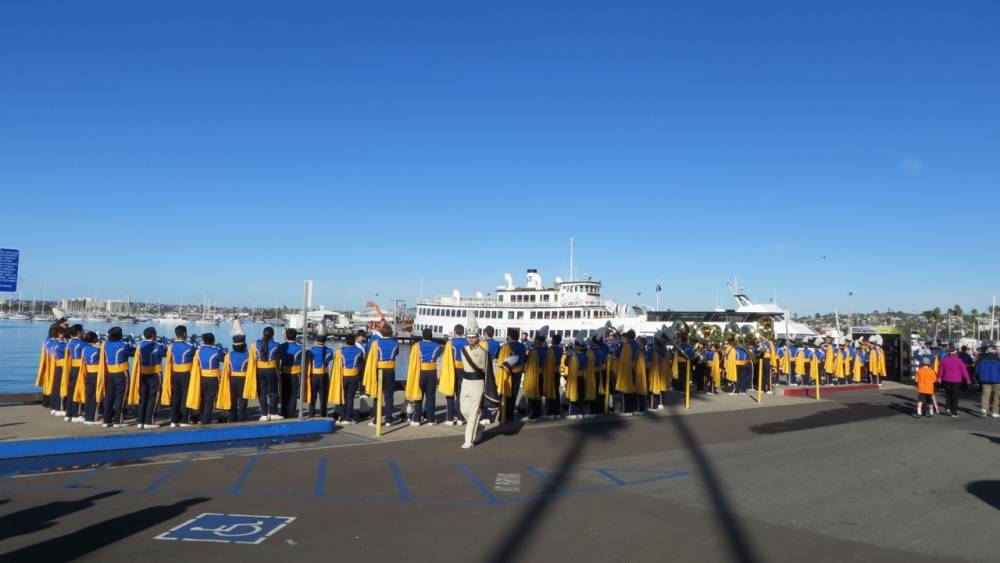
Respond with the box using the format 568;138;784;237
529;311;536;319
507;311;514;319
517;312;524;319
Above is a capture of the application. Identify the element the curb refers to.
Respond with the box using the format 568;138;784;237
783;384;880;397
0;419;335;460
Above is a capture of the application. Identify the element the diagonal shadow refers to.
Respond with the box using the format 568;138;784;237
971;432;1000;446
485;417;626;563
0;490;121;540
0;497;209;560
664;403;762;563
966;481;1000;510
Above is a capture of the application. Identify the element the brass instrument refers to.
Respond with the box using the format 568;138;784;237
757;316;775;342
723;322;739;344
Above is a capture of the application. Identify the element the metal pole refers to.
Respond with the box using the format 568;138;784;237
300;281;313;420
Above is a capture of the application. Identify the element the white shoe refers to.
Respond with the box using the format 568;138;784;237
409;421;421;427
84;420;97;425
170;423;179;428
63;416;71;422
479;419;488;426
766;390;774;395
258;416;268;422
982;409;989;418
368;421;377;427
456;420;465;426
991;413;1000;418
442;420;454;426
461;442;473;449
270;414;284;421
71;416;84;423
113;423;126;428
137;424;145;429
50;409;57;415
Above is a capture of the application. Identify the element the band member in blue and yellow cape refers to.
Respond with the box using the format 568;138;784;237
439;324;468;425
161;325;197;427
565;339;591;418
305;334;334;418
224;333;251;422
615;331;636;414
543;334;562;419
186;333;230;424
408;328;443;425
363;324;400;425
128;327;166;428
495;328;525;424
244;326;280;420
101;327;134;426
522;330;550;421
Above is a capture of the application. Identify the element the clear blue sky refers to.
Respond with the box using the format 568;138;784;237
1;1;997;315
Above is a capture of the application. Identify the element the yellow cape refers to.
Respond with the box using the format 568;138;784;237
35;341;49;388
439;340;457;396
59;346;72;398
160;342;175;406
724;346;738;383
541;348;557;399
584;350;597;401
186;350;231;411
96;343;107;401
363;339;382;393
243;341;260;400
327;349;345;405
634;348;648;395
495;343;512;397
405;344;423;401
127;343;144;405
615;341;635;393
522;348;542;400
72;351;87;404
566;351;582;402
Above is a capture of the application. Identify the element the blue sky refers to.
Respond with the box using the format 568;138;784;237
1;1;997;315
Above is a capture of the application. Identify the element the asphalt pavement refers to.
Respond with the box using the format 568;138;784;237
1;386;997;563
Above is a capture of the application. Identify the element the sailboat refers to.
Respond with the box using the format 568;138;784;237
194;295;219;326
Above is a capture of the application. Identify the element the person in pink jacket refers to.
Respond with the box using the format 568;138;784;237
938;347;973;418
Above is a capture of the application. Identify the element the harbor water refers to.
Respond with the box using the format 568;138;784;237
0;319;414;394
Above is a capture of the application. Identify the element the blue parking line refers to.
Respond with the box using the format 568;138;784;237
526;466;560;491
596;468;626;485
315;458;327;498
456;463;500;505
228;456;259;495
388;459;411;502
145;456;192;492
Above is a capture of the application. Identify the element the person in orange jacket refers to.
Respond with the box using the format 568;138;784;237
914;357;938;418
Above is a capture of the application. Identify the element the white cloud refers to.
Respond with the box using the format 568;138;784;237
899;156;924;175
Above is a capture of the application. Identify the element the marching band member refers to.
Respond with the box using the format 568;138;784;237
244;326;281;421
75;331;102;424
128;327;166;429
364;324;399;426
480;326;502;424
590;334;608;415
306;334;334;418
522;330;549;421
792;340;809;386
47;328;69;416
186;332;230;424
459;315;489;449
810;337;824;386
102;327;134;427
64;324;86;422
649;335;670;407
853;341;867;383
545;333;563;419
614;330;637;415
633;334;649;413
332;334;365;424
439;324;467;426
495;327;525;424
565;337;589;419
35;326;58;411
823;337;837;385
162;326;196;427
278;328;303;419
225;332;250;422
408;328;442;425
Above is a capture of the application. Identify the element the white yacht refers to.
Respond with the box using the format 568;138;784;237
415;269;636;340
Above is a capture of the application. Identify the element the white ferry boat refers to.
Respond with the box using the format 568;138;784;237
415;269;636;340
415;269;816;341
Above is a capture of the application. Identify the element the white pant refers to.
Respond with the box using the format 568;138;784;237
460;378;484;445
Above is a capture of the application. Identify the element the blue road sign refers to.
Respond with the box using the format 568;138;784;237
0;248;18;292
155;513;295;545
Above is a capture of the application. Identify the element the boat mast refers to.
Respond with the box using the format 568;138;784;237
568;235;574;282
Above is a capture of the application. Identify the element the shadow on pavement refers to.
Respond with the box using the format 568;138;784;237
1;496;209;560
751;402;898;434
665;402;762;563
970;432;1000;445
0;491;121;541
965;481;1000;510
485;416;625;563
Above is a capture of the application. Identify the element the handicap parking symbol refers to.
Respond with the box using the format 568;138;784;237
156;513;295;545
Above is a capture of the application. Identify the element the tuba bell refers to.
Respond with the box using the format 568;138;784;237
723;322;739;345
757;316;775;342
